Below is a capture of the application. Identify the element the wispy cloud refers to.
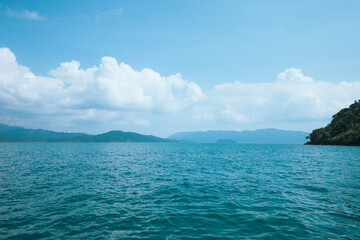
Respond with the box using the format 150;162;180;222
96;8;122;18
7;8;45;20
72;8;122;20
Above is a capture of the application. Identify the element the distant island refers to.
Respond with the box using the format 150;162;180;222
0;124;173;143
169;129;309;144
306;100;360;146
0;124;310;144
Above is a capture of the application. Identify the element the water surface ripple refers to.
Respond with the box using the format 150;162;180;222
0;143;359;239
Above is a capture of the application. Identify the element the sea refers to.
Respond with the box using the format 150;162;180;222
0;143;359;239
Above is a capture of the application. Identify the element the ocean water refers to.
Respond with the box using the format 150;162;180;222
0;143;359;239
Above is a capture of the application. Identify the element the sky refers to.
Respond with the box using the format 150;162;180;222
0;0;359;137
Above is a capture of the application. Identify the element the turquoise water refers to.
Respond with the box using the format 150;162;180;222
0;143;359;239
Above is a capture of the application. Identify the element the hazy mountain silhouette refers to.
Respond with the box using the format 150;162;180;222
169;129;309;144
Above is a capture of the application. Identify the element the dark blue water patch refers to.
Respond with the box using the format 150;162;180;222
0;143;359;239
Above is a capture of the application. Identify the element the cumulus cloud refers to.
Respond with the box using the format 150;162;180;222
7;8;45;20
0;47;205;128
200;68;360;124
0;47;359;133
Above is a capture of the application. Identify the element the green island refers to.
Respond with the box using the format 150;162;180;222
306;100;360;146
0;124;173;143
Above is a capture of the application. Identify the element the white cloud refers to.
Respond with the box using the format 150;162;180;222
73;8;122;20
205;68;360;124
47;56;206;113
0;47;359;134
0;47;205;128
193;111;215;122
96;8;122;18
7;8;45;20
102;8;122;16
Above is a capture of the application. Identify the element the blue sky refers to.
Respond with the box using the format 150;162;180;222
0;0;359;137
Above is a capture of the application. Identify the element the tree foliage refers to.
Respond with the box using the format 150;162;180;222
307;100;360;146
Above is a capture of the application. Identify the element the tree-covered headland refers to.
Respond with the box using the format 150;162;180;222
306;100;360;146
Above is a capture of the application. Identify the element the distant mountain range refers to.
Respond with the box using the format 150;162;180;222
168;129;309;144
0;124;309;144
0;124;172;142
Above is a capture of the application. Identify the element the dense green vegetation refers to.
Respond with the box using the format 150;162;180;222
307;100;360;146
0;124;173;142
